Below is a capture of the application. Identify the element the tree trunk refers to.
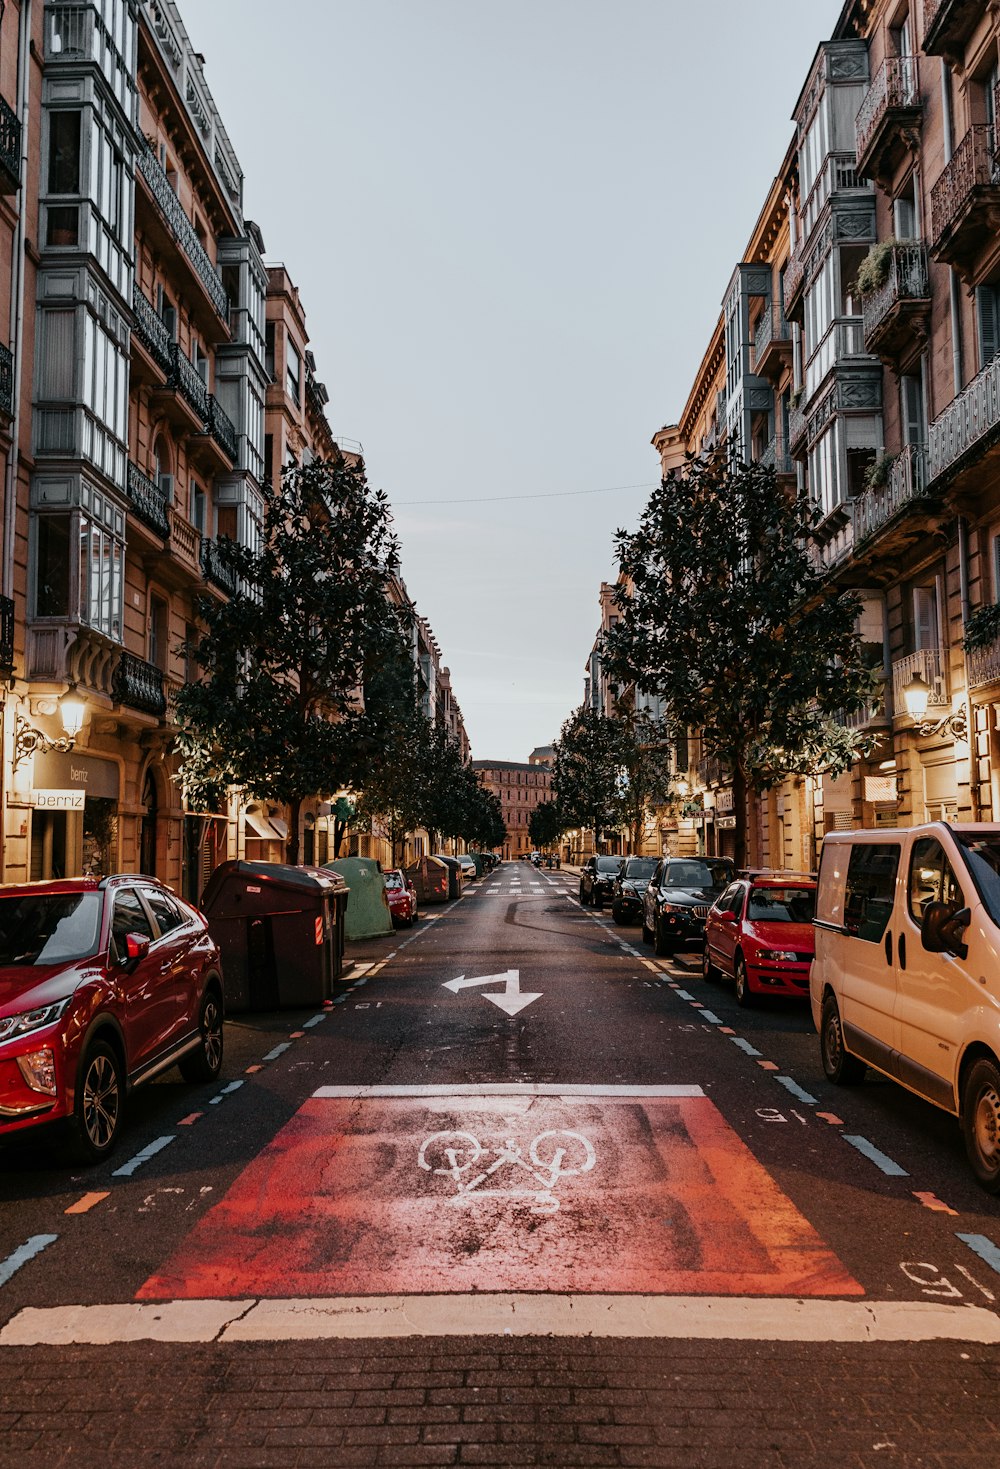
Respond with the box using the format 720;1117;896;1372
286;794;302;866
333;816;347;857
733;768;748;871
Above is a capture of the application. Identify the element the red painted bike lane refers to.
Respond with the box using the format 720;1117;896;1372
138;1085;862;1301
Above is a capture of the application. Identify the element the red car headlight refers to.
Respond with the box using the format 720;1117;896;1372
0;998;72;1044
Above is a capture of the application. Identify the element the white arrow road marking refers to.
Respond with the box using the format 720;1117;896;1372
442;969;542;1016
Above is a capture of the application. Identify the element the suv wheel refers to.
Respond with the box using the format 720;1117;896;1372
654;917;674;957
962;1057;1000;1194
641;914;653;945
70;1039;123;1163
180;988;224;1083
820;993;865;1085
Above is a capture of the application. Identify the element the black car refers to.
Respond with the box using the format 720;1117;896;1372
611;856;658;924
641;856;736;956
579;855;623;908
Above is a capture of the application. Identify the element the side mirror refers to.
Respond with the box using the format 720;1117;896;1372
120;932;151;970
921;902;970;960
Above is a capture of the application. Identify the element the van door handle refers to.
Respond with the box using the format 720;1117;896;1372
898;933;906;971
884;931;892;966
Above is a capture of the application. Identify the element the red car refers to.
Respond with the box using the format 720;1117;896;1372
383;869;419;927
702;872;817;1006
0;875;224;1162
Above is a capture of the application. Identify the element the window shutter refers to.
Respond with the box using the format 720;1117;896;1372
976;286;1000;368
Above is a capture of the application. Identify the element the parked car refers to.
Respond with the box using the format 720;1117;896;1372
812;823;1000;1194
0;875;224;1163
454;855;477;881
383;869;419;927
641;856;736;955
611;856;658;925
579;855;623;908
703;872;816;1005
531;851;541;866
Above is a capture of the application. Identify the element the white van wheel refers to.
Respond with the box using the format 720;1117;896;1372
962;1058;1000;1194
820;994;865;1085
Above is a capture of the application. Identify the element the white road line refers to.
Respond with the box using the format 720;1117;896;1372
111;1135;176;1178
209;1080;244;1106
957;1234;1000;1276
774;1077;818;1105
6;1296;1000;1346
311;1083;705;1098
842;1135;909;1177
261;1042;291;1062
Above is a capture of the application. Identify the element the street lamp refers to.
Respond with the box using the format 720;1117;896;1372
12;685;86;772
902;670;967;740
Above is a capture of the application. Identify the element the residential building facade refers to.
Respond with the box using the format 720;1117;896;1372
471;757;552;860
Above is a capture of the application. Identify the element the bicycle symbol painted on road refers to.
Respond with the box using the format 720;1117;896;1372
417;1129;596;1215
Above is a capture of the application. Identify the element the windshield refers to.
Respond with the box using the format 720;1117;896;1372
954;835;1000;925
597;857;622;873
0;892;102;967
384;873;403;890
665;860;734;891
623;858;657;881
747;886;816;923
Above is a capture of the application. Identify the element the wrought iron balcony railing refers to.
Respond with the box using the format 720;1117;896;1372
169;344;210;421
928;351;1000;483
758;435;794;474
891;647;950;712
923;0;984;58
0;593;14;677
856;57;920;168
862;242;929;343
0;94;20;192
0;342;13;419
201;536;237;596
137;139;228;321
931;125;1000;253
853;444;929;545
126;461;171;539
206;394;238;462
111;650;167;717
967;633;1000;692
753;303;791;369
131;285;174;373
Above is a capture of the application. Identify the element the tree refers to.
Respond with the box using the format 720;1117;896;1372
603;452;878;866
174;456;400;865
552;707;628;850
529;800;566;852
614;707;676;853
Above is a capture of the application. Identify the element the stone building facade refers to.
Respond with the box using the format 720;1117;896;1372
470;757;552;860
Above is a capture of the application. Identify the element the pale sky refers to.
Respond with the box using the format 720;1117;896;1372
187;0;842;762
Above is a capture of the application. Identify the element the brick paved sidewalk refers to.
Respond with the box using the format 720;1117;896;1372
0;1336;996;1468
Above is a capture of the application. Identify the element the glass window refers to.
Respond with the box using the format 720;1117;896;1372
665;859;735;891
48;111;82;194
716;882;744;915
142;888;185;937
622;858;657;880
908;838;965;924
34;516;71;617
286;340;301;405
111;888;154;957
0;892;102;965
79;515;123;641
747;885;817;922
844;843;900;942
955;834;1000;925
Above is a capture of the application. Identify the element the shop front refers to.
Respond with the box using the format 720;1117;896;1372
30;749;121;879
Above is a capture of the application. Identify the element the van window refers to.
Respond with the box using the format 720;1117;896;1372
908;838;965;924
844;843;900;942
954;834;1000;923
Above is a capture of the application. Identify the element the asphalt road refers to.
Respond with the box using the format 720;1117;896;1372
2;863;1000;1467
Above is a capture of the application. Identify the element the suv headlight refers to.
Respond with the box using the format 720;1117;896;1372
659;902;688;916
0;998;72;1045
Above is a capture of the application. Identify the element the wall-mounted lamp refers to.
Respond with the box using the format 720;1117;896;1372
902;671;968;740
12;686;86;772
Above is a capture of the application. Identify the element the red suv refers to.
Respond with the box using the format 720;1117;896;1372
702;872;817;1006
0;876;224;1162
384;869;419;927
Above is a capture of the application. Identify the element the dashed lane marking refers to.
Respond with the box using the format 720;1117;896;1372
303;1014;327;1028
209;1081;244;1106
774;1077;819;1105
758;1061;780;1072
0;1235;58;1289
842;1135;909;1177
6;1295;1000;1346
817;1112;844;1126
177;1113;203;1126
914;1192;958;1215
112;1136;176;1178
261;1043;291;1062
957;1234;1000;1276
64;1193;108;1216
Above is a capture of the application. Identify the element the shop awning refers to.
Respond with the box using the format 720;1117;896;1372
244;805;284;840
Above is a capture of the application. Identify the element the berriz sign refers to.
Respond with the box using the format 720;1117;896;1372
31;789;85;811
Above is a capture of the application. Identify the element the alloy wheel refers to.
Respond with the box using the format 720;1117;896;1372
82;1053;120;1151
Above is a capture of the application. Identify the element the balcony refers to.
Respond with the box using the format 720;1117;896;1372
126;462;171;540
930;126;1000;277
788;404;808;460
927;351;1000;489
758;434;794;479
205;395;238;463
923;0;985;60
169;344;210;422
784;251;806;322
131;285;174;376
967;634;1000;692
0;94;20;194
856;58;922;185
839;693;889;731
201;536;237;596
111;651;166;718
136;140;228;324
804;317;869;404
853;444;936;550
861;242;930;370
892;647;950;714
0;594;13;677
0;342;12;420
697;756;725;788
752;303;792;381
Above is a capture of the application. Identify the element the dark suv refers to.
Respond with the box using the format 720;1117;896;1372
0;875;224;1162
611;856;658;925
579;855;623;909
641;856;736;956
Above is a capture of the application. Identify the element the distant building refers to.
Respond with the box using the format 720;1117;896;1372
470;757;553;858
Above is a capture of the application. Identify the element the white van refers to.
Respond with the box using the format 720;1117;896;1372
811;823;1000;1192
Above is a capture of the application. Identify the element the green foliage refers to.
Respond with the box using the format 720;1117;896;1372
963;603;1000;653
854;239;897;296
174;456;400;860
529;800;566;851
863;452;897;492
603;452;879;862
551;705;673;848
